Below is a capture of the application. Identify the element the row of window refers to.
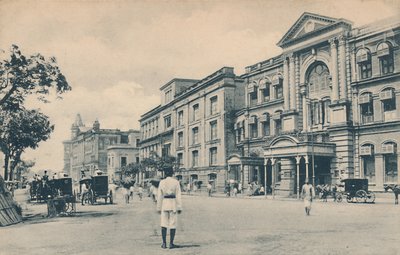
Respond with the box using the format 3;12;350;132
359;88;397;124
356;42;395;80
248;78;283;107
177;121;218;147
176;147;218;168
361;142;398;183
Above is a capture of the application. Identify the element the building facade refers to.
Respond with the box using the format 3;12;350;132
139;67;244;191
228;13;400;196
63;114;140;182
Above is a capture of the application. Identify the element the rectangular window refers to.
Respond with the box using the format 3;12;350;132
275;119;282;135
380;56;394;75
177;111;184;126
178;132;184;147
249;92;258;106
385;154;398;183
263;88;270;102
209;147;217;166
237;128;242;143
251;123;258;138
177;153;183;167
192;127;199;145
383;98;396;112
275;85;283;99
210;121;218;141
162;144;171;158
210;96;218;115
164;115;171;129
361;103;374;124
121;157;127;167
192;104;199;121
359;62;372;79
192;150;199;167
262;121;270;136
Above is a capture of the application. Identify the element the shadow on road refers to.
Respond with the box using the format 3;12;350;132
172;244;201;249
70;211;115;218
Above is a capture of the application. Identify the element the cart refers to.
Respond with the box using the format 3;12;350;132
47;177;76;216
336;178;375;203
80;175;113;205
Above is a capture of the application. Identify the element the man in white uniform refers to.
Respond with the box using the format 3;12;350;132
301;180;315;216
157;167;182;249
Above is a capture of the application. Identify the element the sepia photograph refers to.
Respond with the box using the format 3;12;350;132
0;0;399;254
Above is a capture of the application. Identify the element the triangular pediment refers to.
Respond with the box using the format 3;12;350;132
278;12;350;47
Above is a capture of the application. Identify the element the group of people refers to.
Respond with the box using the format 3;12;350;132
121;184;144;204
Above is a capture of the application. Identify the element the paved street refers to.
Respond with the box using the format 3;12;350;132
2;190;400;255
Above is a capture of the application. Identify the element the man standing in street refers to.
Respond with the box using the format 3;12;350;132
157;167;182;249
301;180;315;216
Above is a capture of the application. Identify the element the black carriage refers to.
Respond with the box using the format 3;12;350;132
79;175;113;205
336;178;375;203
46;177;76;216
29;179;53;202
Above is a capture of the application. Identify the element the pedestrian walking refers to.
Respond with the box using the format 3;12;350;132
157;167;182;249
301;180;315;216
138;185;143;201
122;186;129;204
150;184;158;203
207;182;212;197
129;185;134;201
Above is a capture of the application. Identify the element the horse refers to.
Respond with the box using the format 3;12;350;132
384;184;400;205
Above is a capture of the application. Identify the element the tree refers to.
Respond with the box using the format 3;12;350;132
0;45;71;110
14;159;35;182
140;152;177;176
0;109;53;180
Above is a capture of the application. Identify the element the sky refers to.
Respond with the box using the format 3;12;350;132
0;0;398;172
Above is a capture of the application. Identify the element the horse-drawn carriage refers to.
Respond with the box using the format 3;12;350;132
46;177;76;216
79;175;113;205
336;178;375;203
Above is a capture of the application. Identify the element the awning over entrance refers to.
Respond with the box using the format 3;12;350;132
263;135;336;158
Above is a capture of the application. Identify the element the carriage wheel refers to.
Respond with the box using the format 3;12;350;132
109;190;113;204
336;194;343;203
366;192;376;203
356;190;367;203
346;194;353;203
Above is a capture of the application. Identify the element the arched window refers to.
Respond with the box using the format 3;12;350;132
377;42;394;75
260;113;270;137
307;63;330;94
382;142;398;183
380;88;396;121
359;92;374;124
259;78;271;102
272;75;283;99
360;144;375;183
248;82;258;106
273;110;282;135
356;48;372;79
249;115;258;138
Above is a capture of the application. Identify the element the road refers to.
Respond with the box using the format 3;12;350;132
1;190;400;255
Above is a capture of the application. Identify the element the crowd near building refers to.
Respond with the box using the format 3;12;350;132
139;12;400;195
63;114;140;182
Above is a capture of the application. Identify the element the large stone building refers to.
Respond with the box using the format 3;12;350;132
228;13;400;196
139;67;244;190
139;12;400;196
63;114;140;182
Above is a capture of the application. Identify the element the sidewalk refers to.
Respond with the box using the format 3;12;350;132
183;190;397;204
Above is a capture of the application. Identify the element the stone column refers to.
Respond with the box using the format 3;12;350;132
305;155;309;181
338;35;347;100
296;156;301;199
351;47;357;83
271;158;276;198
375;155;384;190
289;54;296;110
264;158;268;197
330;38;339;102
283;57;290;110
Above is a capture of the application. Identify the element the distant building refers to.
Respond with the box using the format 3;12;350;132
63;114;140;182
139;68;245;191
